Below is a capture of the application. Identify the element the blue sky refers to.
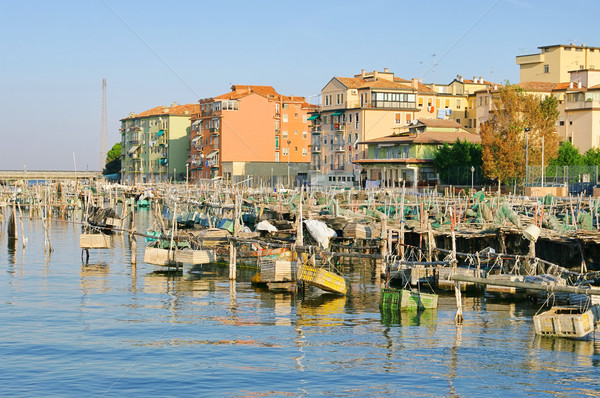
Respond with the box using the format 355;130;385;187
1;0;599;170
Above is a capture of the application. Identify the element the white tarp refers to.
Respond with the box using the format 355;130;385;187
304;219;337;249
256;220;278;233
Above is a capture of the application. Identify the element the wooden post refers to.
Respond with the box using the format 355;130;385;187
229;195;239;280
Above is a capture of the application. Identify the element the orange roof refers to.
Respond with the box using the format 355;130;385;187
589;84;600;90
393;77;435;93
127;103;200;119
335;77;367;89
518;82;557;92
212;85;305;102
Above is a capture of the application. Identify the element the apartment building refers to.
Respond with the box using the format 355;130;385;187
310;69;436;186
191;85;313;185
120;103;199;184
517;44;600;83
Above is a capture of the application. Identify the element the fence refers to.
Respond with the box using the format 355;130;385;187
527;165;599;195
438;166;485;187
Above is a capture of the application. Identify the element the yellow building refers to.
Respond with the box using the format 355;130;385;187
311;69;435;186
517;44;600;83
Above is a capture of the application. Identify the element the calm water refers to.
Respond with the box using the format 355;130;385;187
1;210;600;397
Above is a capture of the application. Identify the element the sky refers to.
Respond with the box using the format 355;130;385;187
1;0;599;171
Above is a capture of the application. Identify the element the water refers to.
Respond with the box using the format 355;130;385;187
1;210;600;397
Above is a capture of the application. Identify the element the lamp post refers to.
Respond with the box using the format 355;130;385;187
287;140;291;188
471;165;475;192
525;127;530;186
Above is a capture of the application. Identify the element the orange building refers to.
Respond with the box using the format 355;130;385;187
190;85;315;185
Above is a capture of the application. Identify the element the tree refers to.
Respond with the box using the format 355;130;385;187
549;141;584;166
103;142;122;175
433;139;482;184
584;147;600;166
480;85;559;185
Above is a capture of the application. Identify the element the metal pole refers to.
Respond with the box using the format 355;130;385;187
525;127;530;186
541;136;545;187
287;140;291;188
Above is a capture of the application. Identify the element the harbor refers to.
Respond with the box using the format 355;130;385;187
0;180;600;396
2;178;600;396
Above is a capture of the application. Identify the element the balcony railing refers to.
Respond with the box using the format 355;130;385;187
331;123;346;132
209;127;220;133
565;100;600;111
311;146;321;152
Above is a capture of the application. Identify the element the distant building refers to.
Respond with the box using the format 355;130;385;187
516;44;600;83
190;85;314;186
120;103;199;184
354;119;480;187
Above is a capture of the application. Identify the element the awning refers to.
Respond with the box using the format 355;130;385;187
191;120;202;128
307;114;319;121
128;145;140;154
157;130;165;137
207;150;219;159
330;111;344;116
191;136;202;144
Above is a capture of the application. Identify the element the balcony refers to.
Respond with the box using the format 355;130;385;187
209;127;220;133
334;146;346;152
311;145;322;153
331;123;346;132
311;127;321;134
310;165;322;171
565;100;600;111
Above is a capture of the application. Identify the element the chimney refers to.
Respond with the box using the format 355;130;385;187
578;81;582;89
361;69;366;78
569;81;574;89
473;76;477;83
479;76;483;83
384;68;389;73
374;70;379;79
411;78;419;90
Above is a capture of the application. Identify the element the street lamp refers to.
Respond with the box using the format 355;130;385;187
471;166;475;192
287;140;291;188
525;127;530;186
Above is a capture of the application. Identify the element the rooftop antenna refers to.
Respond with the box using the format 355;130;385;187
100;78;108;171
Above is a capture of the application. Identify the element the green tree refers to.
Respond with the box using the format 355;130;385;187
584;147;600;166
480;85;559;185
433;139;482;183
103;142;122;175
549;141;584;166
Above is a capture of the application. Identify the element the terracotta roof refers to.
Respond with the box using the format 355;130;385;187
518;82;557;92
128;103;200;118
359;79;413;90
589;84;600;90
552;82;571;91
335;77;367;89
418;118;463;128
212;85;305;102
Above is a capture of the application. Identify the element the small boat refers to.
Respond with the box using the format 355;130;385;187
533;305;600;338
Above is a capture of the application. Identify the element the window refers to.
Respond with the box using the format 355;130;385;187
437;99;441;108
275;103;280;114
294;130;298;135
559;119;565;126
283;103;289;109
355;113;359;129
275;152;280;162
544;64;549;73
275;136;279;149
302;115;307;123
282;148;289;156
349;113;352;123
445;99;450;109
565;47;571;51
485;97;489;105
406;114;412;123
456;99;461;109
283;114;288;122
325;96;330;106
428;98;433;107
456;118;461;124
370;92;417;109
295;113;298;118
418;97;424;107
469;119;472;128
569;116;573;126
283;130;288;138
479;97;483;106
303;131;307;139
302;148;307;156
395;113;402;124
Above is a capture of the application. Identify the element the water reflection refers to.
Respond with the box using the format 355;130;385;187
380;307;438;327
80;263;110;293
297;294;347;327
533;335;600;367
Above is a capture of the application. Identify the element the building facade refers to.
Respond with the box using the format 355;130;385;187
354;119;481;187
190;85;313;185
120;103;199;184
517;44;600;83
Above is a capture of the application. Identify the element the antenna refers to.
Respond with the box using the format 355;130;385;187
100;78;108;171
